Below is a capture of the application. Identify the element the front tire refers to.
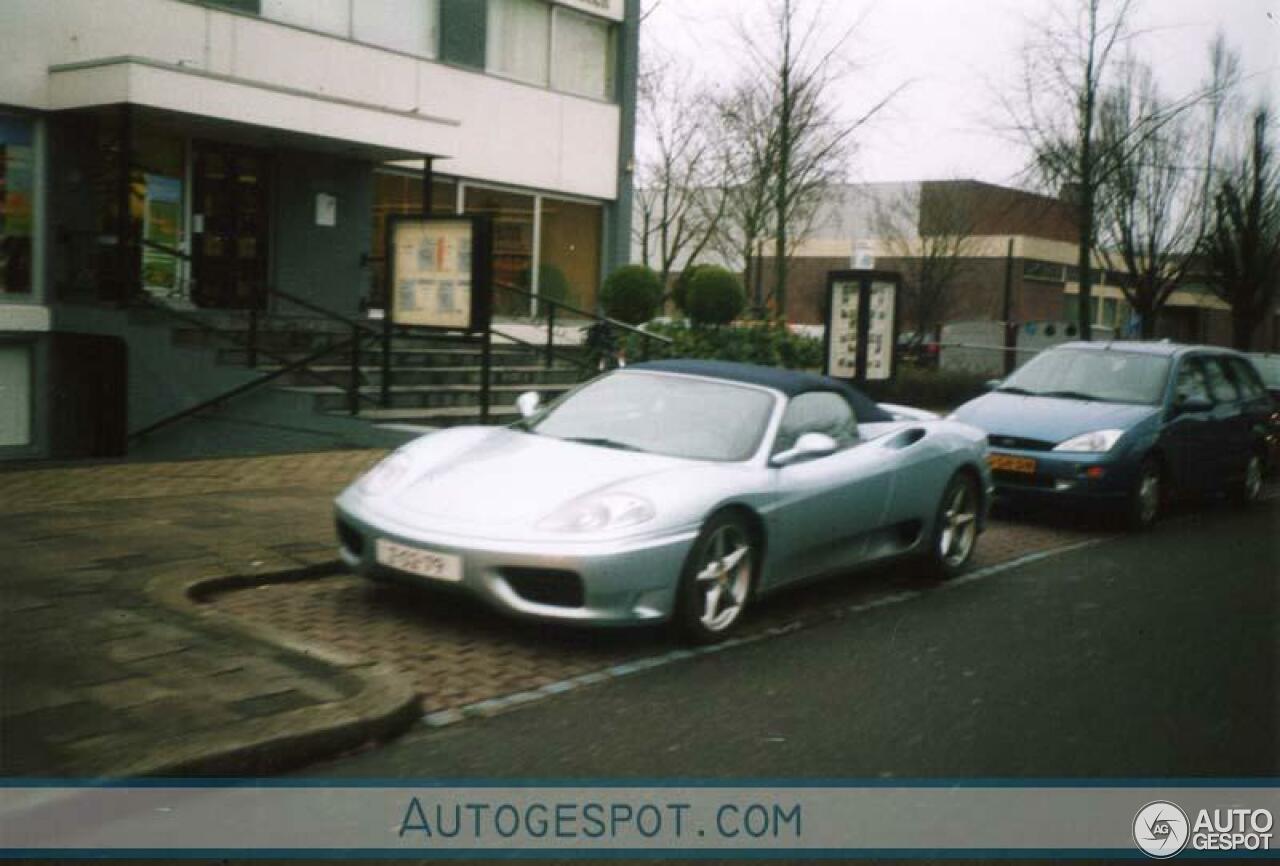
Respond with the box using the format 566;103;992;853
924;472;979;579
675;512;757;644
1231;452;1264;507
1125;456;1162;531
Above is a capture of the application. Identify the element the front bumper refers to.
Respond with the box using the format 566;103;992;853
334;499;698;626
987;448;1138;504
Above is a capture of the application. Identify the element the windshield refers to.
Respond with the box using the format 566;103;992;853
527;371;777;461
999;349;1171;405
1250;355;1280;387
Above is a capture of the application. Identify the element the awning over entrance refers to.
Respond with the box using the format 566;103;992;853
47;57;460;163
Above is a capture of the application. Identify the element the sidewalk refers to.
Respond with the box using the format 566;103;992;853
0;450;419;778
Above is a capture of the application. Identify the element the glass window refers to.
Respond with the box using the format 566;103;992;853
206;0;260;12
1101;297;1118;328
1200;356;1240;403
465;185;534;316
552;7;614;99
0;115;35;296
529;371;776;462
538;197;601;313
261;0;350;36
1224;357;1266;401
440;0;486;68
487;0;550;85
353;0;439;57
0;343;32;447
1174;359;1211;404
774;392;859;454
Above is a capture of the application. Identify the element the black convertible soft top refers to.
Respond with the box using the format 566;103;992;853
629;359;892;423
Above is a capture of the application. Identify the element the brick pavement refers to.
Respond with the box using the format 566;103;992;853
0;450;414;778
211;515;1103;715
0;447;1109;776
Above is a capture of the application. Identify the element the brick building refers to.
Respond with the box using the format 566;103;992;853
755;180;1279;350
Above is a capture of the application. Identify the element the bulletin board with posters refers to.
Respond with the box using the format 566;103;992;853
386;214;493;332
823;270;900;384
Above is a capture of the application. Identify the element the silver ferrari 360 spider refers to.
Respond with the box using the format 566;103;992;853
335;360;992;642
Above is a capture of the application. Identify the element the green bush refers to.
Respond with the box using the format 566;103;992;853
670;263;711;313
518;264;571;310
684;266;746;326
600;265;663;325
622;319;822;369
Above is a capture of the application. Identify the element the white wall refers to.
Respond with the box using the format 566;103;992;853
3;0;621;201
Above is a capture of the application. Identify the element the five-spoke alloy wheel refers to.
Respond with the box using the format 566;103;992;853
676;513;756;643
926;472;980;579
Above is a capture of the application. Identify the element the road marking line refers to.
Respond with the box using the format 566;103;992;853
421;537;1110;729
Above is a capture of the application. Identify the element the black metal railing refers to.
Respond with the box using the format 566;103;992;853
490;281;672;371
126;266;675;442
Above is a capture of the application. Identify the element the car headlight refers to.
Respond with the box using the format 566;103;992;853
357;450;414;496
538;492;656;533
1053;429;1125;453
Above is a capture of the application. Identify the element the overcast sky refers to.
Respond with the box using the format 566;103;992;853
639;0;1280;188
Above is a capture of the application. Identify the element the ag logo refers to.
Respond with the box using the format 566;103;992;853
1133;801;1189;858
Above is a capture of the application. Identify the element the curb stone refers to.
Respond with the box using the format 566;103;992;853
139;563;420;777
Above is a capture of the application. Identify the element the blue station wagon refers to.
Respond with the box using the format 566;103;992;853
951;342;1272;528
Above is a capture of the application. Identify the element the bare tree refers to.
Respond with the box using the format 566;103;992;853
1198;31;1242;234
737;0;897;316
631;51;727;289
873;183;978;343
711;79;779;313
1093;60;1203;338
1005;0;1141;340
1202;108;1280;350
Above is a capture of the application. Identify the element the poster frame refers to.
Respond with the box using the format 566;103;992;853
385;213;493;334
822;269;901;385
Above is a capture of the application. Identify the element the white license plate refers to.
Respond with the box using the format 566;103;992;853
375;538;462;582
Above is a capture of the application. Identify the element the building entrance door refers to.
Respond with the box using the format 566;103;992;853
192;142;270;309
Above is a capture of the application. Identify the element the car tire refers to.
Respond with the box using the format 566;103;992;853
1231;452;1264;507
1125;456;1162;531
674;512;757;645
923;472;980;580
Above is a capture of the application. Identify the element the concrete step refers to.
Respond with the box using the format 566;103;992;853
347;405;522;428
290;381;576;412
215;345;565;368
259;364;583;388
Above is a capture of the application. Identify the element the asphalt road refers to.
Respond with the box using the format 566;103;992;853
311;497;1279;779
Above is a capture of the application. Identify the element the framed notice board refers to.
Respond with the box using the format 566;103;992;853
386;214;493;332
823;269;901;384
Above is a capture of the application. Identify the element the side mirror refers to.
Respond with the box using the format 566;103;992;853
770;432;839;467
1174;394;1213;414
985;378;1003;391
516;391;541;418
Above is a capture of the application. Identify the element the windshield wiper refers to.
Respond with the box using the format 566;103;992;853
559;436;644;452
1039;390;1100;401
995;385;1036;395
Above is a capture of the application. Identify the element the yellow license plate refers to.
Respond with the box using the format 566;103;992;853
988;453;1037;474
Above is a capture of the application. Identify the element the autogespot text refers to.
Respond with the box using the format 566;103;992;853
398;797;803;843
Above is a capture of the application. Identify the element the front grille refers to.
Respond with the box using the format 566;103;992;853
500;568;585;608
336;518;365;556
988;434;1056;452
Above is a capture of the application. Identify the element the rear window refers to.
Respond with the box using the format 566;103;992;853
1249;355;1280;388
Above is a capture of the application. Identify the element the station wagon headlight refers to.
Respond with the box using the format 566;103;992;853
539;492;656;533
358;450;414;496
1053;429;1125;453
